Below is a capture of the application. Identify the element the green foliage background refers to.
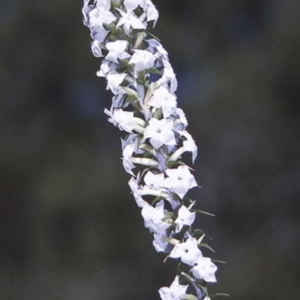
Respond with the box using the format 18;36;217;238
1;0;299;299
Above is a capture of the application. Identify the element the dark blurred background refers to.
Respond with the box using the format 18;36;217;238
1;0;300;299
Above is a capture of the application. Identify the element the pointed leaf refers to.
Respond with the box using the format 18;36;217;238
212;259;226;264
193;209;215;217
181;295;199;300
200;243;215;253
193;229;205;238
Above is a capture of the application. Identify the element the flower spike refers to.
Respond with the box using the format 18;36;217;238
82;1;221;299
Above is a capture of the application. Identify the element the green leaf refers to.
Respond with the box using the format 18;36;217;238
167;159;185;168
196;282;208;295
177;263;186;275
181;272;195;284
181;295;199;300
151;196;163;206
200;243;215;253
139;144;155;155
210;293;230;299
122;86;138;99
146;30;161;41
193;229;205;238
145;67;162;75
126;96;142;110
193;209;215;217
212;259;226;264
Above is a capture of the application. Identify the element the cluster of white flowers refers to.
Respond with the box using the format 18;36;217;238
82;1;218;299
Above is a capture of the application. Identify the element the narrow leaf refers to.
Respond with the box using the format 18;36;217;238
200;243;215;253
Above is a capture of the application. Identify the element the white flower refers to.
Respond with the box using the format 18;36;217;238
129;49;156;71
82;0;93;27
96;0;111;11
159;276;188;300
144;170;165;189
91;40;103;57
141;200;169;234
106;40;131;63
148;84;177;118
122;142;136;175
179;130;198;163
153;233;170;253
147;39;169;60
91;25;109;44
175;206;196;233
161;59;178;93
124;0;147;12
104;108;137;132
128;177;147;208
191;257;218;283
88;8;116;30
173;108;188;131
145;0;159;24
106;73;127;94
169;237;202;266
144;118;176;149
164;166;197;199
117;9;146;35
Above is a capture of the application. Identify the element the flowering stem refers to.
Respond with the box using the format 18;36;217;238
82;1;222;299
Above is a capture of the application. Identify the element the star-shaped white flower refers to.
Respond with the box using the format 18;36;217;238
159;276;188;300
149;85;177;118
144;118;176;149
89;8;116;30
169;237;202;266
141;200;169;234
191;257;218;283
175;205;196;233
117;9;146;35
129;49;156;72
164;166;197;199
